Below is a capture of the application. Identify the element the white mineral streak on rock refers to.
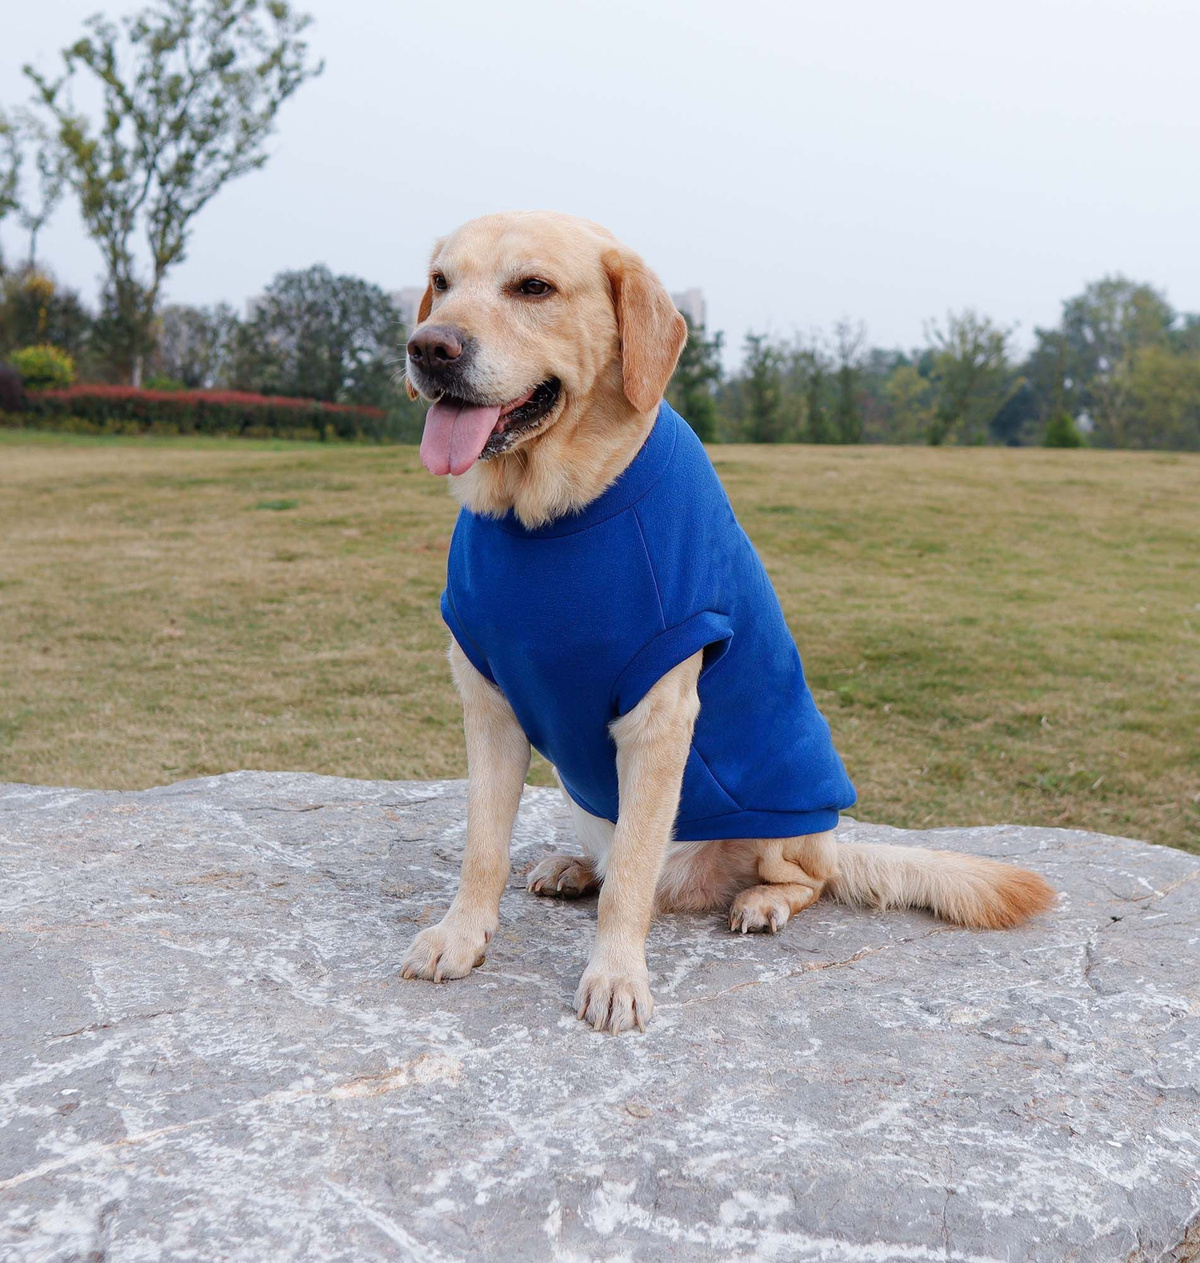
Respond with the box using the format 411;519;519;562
1;772;1198;1261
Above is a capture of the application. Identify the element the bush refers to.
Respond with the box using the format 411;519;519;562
385;392;429;444
1043;411;1084;448
21;384;399;441
12;344;77;391
0;267;93;364
143;374;187;392
0;363;28;413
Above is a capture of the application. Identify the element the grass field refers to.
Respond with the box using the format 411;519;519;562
1;429;1197;853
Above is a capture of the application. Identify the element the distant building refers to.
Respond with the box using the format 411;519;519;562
671;288;706;330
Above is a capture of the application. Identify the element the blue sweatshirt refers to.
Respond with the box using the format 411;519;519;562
441;401;856;841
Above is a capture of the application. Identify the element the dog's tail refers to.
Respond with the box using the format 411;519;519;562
826;841;1055;929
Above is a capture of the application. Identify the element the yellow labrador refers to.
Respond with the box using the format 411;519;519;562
399;211;1054;1034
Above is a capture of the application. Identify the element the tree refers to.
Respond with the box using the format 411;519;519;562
153;301;239;387
0;112;20;276
988;381;1039;446
1027;277;1174;446
832;319;864;444
0;110;68;269
25;0;322;382
1124;346;1200;450
234;265;403;406
740;332;787;442
925;310;1015;444
667;314;723;441
1172;313;1200;356
857;347;909;442
779;338;833;443
881;362;935;443
0;265;92;361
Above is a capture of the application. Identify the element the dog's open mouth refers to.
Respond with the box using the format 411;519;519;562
419;379;561;476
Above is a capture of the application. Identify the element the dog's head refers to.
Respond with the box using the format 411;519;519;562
406;212;686;477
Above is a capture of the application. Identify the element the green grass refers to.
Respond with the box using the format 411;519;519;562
1;430;1197;852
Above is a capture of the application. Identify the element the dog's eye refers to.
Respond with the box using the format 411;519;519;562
517;278;553;297
431;274;448;292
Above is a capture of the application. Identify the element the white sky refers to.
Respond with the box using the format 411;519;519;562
3;0;1199;360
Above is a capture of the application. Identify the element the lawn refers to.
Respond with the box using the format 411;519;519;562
1;429;1197;853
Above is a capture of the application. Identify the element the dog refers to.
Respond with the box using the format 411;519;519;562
399;211;1055;1034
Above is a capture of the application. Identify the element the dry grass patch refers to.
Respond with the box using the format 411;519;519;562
1;430;1197;852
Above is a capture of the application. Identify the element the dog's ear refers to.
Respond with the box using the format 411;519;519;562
603;246;688;413
403;281;435;401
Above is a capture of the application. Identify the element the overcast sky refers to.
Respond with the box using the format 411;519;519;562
4;0;1199;360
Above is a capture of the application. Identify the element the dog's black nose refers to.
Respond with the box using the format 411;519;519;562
407;325;465;367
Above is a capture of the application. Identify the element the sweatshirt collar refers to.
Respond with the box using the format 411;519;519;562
486;400;679;539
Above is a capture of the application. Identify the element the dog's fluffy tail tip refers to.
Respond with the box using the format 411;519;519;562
949;858;1057;929
830;842;1056;930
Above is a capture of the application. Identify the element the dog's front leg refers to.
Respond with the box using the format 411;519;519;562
575;651;702;1034
400;641;530;982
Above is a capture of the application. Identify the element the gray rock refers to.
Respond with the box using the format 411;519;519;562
1;772;1198;1263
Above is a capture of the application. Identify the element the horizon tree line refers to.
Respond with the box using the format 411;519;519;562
668;279;1200;451
2;0;1198;449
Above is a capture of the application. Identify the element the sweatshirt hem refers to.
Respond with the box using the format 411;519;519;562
673;807;845;841
558;783;846;843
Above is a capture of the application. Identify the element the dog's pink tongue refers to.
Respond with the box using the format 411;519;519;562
420;399;503;476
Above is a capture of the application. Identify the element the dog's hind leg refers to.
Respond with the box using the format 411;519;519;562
526;853;600;899
727;832;837;934
526;785;609;899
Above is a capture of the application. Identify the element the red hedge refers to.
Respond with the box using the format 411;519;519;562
21;384;392;440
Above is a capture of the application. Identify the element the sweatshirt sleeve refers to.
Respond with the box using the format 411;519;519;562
610;610;733;716
440;586;495;684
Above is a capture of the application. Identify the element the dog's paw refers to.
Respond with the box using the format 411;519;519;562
729;883;815;934
526;853;599;899
399;916;491;982
574;961;654;1035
